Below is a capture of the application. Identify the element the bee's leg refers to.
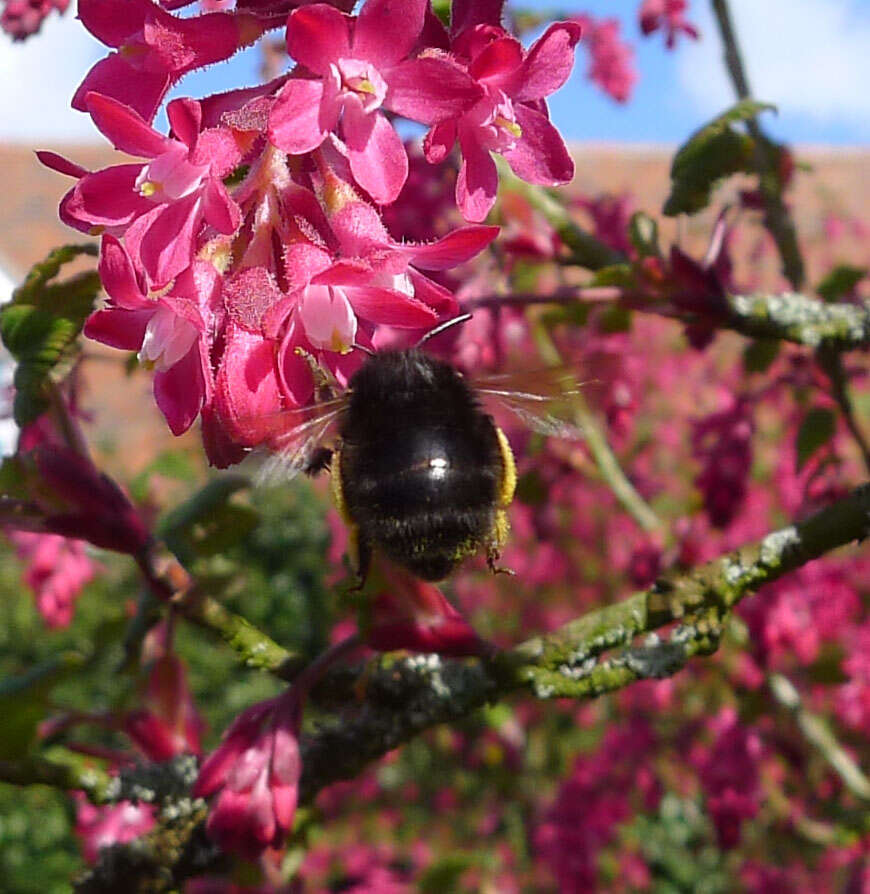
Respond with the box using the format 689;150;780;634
294;347;337;402
303;446;333;476
347;535;372;592
486;543;515;577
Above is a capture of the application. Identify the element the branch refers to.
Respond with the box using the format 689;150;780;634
74;482;870;890
299;480;870;795
470;287;870;352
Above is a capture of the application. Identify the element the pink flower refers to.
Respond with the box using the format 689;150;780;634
41;93;241;285
8;531;97;628
0;0;68;40
124;636;205;760
693;708;763;849
84;235;219;434
194;691;302;859
574;15;637;103
423;18;582;221
75;794;156;864
365;563;485;656
73;0;264;121
269;0;482;204
692;391;754;528
7;444;150;554
638;0;699;49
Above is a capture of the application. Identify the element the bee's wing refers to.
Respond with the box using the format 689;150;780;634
475;367;593;440
252;396;348;486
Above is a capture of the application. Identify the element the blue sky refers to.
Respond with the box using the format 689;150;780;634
1;0;868;146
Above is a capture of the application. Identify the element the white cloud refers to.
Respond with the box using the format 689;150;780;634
0;7;103;143
677;0;870;138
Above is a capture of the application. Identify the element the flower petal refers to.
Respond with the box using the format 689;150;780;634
153;344;206;435
385;56;483;125
139;193;201;285
344;108;407;205
98;235;148;309
62;164;152;231
36;151;89;179
502;102;574;186
167;98;202;151
77;0;153;46
397;225;499;270
285;4;350;76
85;92;171;159
468;35;523;88
83;307;153;350
353;0;427;67
201;178;240;236
423;120;457;165
450;0;505;36
515;21;583;103
72;54;171;123
268;77;333;155
344;285;437;328
456;130;498;222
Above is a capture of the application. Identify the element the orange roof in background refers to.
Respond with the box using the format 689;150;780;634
1;142;867;286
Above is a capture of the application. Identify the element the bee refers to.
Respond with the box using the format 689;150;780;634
260;315;579;585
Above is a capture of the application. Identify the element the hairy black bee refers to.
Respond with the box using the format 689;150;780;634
259;316;578;585
330;348;516;582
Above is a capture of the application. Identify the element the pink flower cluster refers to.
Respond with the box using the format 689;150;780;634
0;0;67;40
638;0;699;48
41;0;582;461
8;531;97;628
573;14;638;104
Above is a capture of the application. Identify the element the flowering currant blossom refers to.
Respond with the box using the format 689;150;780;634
422;12;582;221
269;0;482;204
84;236;220;435
212;195;496;452
8;531;97;628
0;0;67;40
73;0;264;122
638;0;699;49
42;93;241;286
124;625;205;761
194;690;302;859
573;14;637;104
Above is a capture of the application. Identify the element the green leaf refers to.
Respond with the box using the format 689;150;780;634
10;244;97;305
419;853;479;894
129;450;198;502
0;653;84;759
795;407;836;471
190;503;261;557
815;264;866;302
628;212;661;258
431;0;450;26
742;338;780;374
1;245;101;426
596;304;633;334
664;99;775;217
590;263;635;288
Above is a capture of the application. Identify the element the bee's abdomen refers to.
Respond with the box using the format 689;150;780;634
341;425;501;581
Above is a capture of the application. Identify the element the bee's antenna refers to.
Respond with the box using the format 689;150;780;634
415;313;473;348
351;342;375;357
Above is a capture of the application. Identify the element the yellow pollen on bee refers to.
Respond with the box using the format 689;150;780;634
495;117;522;138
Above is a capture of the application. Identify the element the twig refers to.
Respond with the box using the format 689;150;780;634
768;673;870;803
710;0;805;288
471;287;870;352
817;347;870;476
531;320;663;533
